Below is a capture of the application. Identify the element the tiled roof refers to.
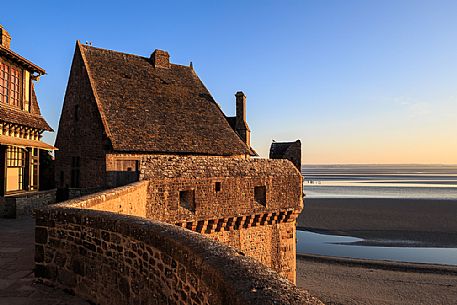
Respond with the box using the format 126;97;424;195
225;116;257;156
0;44;45;75
269;141;299;159
0;83;52;131
79;43;249;155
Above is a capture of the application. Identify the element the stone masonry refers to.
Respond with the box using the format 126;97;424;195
108;155;302;282
34;187;323;305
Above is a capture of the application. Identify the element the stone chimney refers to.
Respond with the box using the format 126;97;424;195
0;25;11;49
235;91;251;148
150;49;170;68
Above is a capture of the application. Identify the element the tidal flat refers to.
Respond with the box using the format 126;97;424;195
296;197;457;304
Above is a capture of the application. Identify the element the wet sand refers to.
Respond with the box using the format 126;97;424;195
297;197;457;247
296;197;457;304
296;254;457;305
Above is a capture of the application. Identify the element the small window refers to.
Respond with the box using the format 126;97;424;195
179;190;195;212
59;171;64;187
71;156;80;188
74;105;80;121
215;181;221;192
254;186;266;206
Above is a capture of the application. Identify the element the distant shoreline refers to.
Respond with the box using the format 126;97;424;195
297;253;457;275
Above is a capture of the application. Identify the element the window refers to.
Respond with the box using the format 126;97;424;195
0;61;23;108
254;186;267;206
179;190;195;212
59;171;65;187
70;156;80;188
74;105;80;121
0;62;8;104
30;148;39;191
9;67;20;107
215;181;221;192
5;146;27;192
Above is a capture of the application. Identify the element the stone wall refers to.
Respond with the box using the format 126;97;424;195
0;189;56;218
35;189;322;305
106;153;142;188
64;154;303;282
137;155;302;282
54;43;109;190
62;181;148;217
138;155;302;220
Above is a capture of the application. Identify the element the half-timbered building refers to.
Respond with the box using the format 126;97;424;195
0;25;55;216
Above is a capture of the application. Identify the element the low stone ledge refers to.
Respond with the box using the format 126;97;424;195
1;189;56;218
35;206;323;305
55;181;148;210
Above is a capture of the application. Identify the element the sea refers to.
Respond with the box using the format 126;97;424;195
302;164;457;199
298;164;457;265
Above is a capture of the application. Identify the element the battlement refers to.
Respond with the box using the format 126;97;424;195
35;181;322;305
107;154;303;281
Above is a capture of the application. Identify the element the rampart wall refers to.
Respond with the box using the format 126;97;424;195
137;155;303;282
34;184;322;305
54;154;303;282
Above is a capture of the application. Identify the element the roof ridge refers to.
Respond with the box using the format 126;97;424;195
81;44;194;70
0;44;45;74
80;43;148;60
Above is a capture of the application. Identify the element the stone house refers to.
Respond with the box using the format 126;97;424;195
55;42;256;196
0;25;55;217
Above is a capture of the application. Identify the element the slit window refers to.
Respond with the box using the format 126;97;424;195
59;171;64;187
74;105;80;121
254;186;267;206
215;181;221;192
70;156;80;188
179;190;195;212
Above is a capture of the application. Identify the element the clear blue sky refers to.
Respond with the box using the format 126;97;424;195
2;1;457;163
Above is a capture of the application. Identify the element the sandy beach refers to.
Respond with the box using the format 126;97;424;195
296;254;457;305
297;197;457;247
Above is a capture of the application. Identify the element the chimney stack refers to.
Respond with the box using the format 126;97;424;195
150;49;170;69
235;91;251;148
0;25;11;49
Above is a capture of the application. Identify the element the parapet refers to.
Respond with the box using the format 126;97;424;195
138;155;303;223
34;184;323;305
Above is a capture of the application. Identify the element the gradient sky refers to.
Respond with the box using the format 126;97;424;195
2;1;457;164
